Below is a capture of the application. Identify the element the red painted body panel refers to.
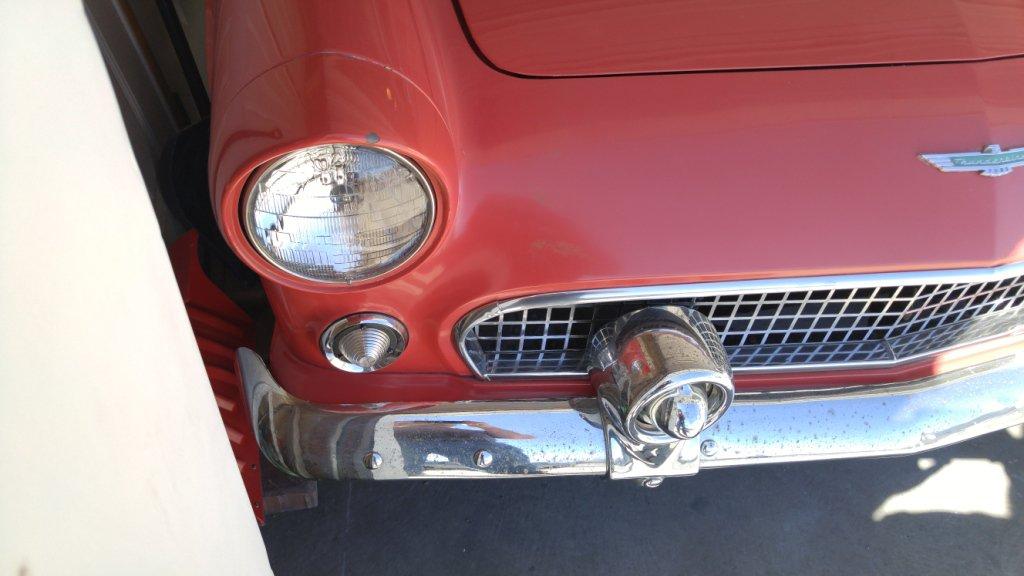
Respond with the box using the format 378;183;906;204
208;0;1024;403
456;0;1024;76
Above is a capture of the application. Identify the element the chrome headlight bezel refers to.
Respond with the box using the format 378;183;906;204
240;144;437;285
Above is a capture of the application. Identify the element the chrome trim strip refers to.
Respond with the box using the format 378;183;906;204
455;261;1024;379
238;348;1024;481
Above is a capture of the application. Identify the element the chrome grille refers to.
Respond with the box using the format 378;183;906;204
458;266;1024;378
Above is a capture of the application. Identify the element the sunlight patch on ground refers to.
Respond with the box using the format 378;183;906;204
872;458;1011;521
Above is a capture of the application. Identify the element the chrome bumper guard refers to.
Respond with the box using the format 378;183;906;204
238;348;1024;482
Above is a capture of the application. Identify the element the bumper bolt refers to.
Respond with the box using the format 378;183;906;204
641;477;664;488
474;450;494;468
363;451;383;470
700;439;718;457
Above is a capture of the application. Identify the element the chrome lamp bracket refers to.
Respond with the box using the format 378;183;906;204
588;306;735;483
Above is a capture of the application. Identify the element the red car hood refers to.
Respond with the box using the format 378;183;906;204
209;0;1024;401
456;0;1024;76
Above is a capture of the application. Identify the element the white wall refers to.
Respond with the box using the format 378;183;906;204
0;2;273;574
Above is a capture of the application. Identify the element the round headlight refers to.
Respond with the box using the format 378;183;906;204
242;144;435;283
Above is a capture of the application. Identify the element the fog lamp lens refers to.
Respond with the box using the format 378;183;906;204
242;144;434;283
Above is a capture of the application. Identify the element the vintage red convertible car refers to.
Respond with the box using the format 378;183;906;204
186;0;1024;515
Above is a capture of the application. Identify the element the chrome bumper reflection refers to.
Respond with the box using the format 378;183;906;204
238;348;1024;481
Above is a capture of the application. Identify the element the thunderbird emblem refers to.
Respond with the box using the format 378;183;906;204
919;144;1024;177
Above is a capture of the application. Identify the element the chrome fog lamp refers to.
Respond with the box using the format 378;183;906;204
321;314;408;373
242;144;435;283
589;306;734;481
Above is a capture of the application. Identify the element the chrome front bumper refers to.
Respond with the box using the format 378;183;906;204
238;348;1024;482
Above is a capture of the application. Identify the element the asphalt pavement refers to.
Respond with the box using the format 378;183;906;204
262;426;1024;575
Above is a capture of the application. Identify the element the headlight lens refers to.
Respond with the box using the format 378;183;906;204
242;144;435;283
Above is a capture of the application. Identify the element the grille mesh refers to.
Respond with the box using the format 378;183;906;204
462;273;1024;377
